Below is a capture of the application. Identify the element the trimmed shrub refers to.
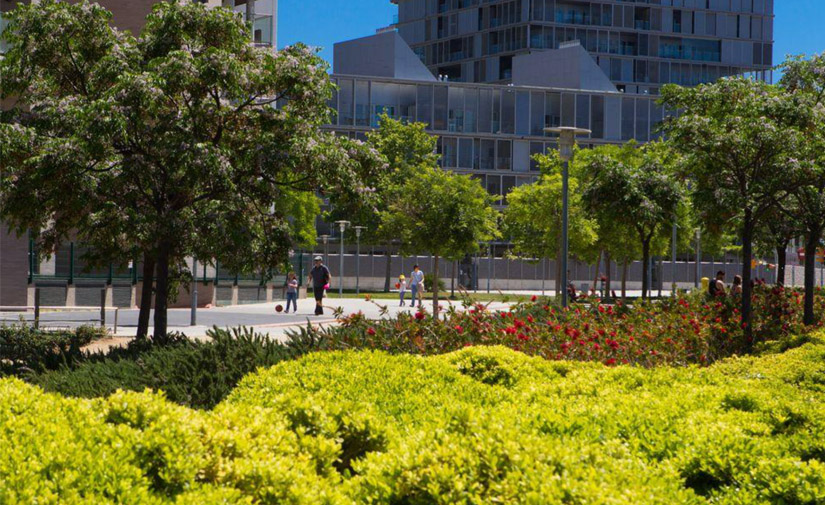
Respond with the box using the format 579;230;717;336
4;336;825;503
31;326;293;409
0;324;106;375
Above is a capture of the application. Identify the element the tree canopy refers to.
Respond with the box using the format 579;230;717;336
661;77;804;337
382;166;499;313
0;0;381;338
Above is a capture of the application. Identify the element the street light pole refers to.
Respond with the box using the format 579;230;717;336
544;126;591;309
335;221;350;297
671;220;678;296
191;258;198;326
354;226;367;295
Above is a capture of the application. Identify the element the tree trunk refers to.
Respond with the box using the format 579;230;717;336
432;254;440;315
741;213;754;347
621;259;628;299
451;260;456;298
592;250;602;293
383;247;392;293
804;232;819;326
136;253;155;340
153;241;171;342
641;239;651;299
605;251;612;297
776;244;787;287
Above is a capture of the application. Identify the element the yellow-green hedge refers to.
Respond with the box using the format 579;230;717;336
3;334;825;504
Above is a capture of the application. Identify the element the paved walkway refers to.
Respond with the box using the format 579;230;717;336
1;297;512;351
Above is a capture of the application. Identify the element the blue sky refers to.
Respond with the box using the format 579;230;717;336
278;0;825;76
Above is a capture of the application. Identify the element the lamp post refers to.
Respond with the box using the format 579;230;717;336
671;220;678;296
354;226;367;294
334;221;350;297
544;126;591;308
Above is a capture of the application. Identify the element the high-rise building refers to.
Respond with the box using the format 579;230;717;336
392;0;773;94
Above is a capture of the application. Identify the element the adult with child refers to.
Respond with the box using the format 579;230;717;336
308;256;332;316
709;270;726;297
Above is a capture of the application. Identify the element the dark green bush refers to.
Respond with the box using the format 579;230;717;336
0;324;106;375
31;326;293;409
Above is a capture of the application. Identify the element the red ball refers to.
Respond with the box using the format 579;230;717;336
275;304;283;313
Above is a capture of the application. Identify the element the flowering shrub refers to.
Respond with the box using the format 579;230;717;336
289;285;825;366
3;339;825;502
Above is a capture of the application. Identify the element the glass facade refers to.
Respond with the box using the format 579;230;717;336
329;75;664;199
393;0;774;93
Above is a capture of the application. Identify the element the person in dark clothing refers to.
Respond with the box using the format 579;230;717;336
709;271;726;297
307;256;332;315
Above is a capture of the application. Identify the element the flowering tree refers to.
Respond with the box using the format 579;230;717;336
0;1;380;339
382;166;499;314
580;141;684;299
778;54;825;325
661;77;803;339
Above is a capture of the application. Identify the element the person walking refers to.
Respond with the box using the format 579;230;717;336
398;274;407;306
284;272;298;313
409;264;425;308
308;256;332;315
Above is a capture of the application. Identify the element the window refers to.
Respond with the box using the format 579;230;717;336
434;86;448;130
501;90;515;134
530;92;545;136
465;88;479;133
459;138;473;168
590;95;604;139
371;82;399;127
496;139;511;170
575;95;590;131
545;92;561;130
478;89;492;133
448;87;465;132
338;79;354;126
417;85;433;126
621;98;635;141
516;91;530;135
636;99;649;142
355;80;370;127
480;139;495;170
561;93;575;127
443;137;458;167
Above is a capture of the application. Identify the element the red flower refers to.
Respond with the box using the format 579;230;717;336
367;327;376;336
455;325;464;334
415;311;425;320
531;295;538;302
605;358;617;366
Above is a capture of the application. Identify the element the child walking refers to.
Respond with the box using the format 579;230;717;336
285;272;298;313
398;274;407;306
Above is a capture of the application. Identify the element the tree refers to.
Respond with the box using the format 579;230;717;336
503;173;597;295
661;77;802;339
326;114;438;292
778;54;825;325
382;166;499;313
580;141;684;299
0;1;380;339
